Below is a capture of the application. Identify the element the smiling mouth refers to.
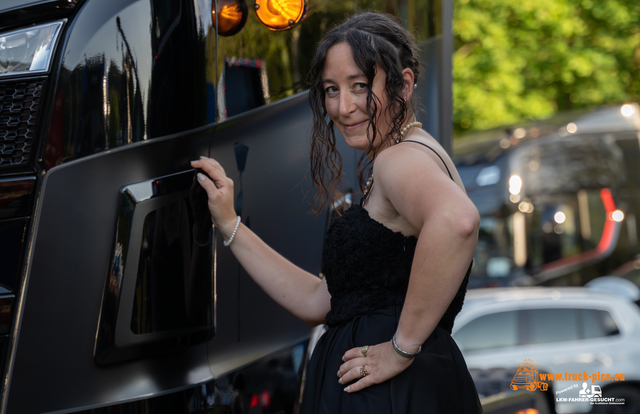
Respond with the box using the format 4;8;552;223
343;120;368;130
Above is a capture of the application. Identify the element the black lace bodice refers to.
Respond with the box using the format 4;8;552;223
322;202;470;332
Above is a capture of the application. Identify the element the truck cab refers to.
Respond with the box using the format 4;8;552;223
0;0;452;412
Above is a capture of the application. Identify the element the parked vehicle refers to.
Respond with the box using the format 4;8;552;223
0;0;454;412
453;104;640;289
452;279;640;414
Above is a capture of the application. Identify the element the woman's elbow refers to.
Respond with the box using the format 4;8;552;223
449;204;480;240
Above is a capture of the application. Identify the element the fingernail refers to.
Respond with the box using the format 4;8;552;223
343;386;350;392
197;173;206;182
200;156;208;159
342;356;345;362
338;377;342;384
337;370;340;377
190;160;199;164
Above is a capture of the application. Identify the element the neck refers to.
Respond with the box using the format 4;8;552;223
366;118;421;159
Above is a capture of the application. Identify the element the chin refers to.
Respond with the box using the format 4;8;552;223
343;135;371;152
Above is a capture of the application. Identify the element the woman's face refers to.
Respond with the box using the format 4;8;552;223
321;42;392;152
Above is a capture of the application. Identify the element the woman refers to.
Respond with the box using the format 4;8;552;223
192;11;482;413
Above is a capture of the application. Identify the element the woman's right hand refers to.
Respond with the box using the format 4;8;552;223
190;157;238;239
191;159;331;326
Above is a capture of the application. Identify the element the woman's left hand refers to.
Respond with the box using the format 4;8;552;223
338;342;414;392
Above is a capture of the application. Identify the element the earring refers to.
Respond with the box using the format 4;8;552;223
413;83;417;89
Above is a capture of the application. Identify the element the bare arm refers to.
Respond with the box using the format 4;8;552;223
376;144;479;352
191;157;331;326
338;144;479;391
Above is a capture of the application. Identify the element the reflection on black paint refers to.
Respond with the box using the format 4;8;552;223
96;170;215;363
219;58;268;119
79;340;307;414
234;142;249;217
45;0;210;167
148;0;208;137
131;177;213;334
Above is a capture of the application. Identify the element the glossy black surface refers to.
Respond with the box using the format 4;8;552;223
0;177;35;220
131;188;213;334
81;340;306;414
0;219;27;292
7;94;332;413
0;296;14;334
95;170;214;364
0;0;80;32
0;335;8;393
219;58;268;119
9;123;215;413
43;0;216;169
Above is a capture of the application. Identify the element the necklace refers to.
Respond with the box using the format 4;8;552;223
363;121;423;197
395;121;422;144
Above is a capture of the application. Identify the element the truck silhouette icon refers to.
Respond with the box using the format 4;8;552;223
510;361;549;391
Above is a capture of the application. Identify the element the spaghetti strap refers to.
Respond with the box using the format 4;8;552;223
400;140;454;180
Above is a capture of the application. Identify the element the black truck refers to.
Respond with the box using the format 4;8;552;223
0;0;452;412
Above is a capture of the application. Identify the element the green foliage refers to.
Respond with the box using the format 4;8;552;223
453;0;640;135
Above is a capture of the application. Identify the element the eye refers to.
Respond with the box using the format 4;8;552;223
325;86;339;97
353;83;368;92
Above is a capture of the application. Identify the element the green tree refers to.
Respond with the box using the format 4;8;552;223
453;0;640;135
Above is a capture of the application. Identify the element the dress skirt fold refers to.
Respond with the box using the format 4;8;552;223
299;307;483;414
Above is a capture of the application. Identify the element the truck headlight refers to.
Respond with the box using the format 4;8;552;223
0;21;64;77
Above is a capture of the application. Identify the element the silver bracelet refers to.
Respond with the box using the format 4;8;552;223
392;334;422;358
223;216;241;247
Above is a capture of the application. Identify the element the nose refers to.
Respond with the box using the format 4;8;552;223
339;90;355;117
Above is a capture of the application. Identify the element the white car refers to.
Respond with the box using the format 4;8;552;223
452;278;640;414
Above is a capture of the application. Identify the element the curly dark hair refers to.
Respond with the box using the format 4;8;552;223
308;11;420;214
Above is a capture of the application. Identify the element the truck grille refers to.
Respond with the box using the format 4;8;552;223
0;80;44;166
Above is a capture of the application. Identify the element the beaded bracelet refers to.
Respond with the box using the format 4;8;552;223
223;216;241;247
392;333;422;358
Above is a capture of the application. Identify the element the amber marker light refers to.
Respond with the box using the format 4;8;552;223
212;0;248;36
254;0;307;31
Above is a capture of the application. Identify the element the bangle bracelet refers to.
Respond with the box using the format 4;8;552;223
223;216;241;247
392;334;422;358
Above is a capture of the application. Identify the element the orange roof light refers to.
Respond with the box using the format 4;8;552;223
212;0;248;36
254;0;307;31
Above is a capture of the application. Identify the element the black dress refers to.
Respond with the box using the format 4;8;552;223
299;143;483;413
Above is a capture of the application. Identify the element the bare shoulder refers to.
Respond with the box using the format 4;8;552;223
367;134;475;235
374;132;465;192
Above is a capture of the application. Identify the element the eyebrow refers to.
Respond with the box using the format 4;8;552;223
322;73;367;84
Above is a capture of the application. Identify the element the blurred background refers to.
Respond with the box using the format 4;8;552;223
453;0;640;136
451;0;640;289
449;2;640;413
